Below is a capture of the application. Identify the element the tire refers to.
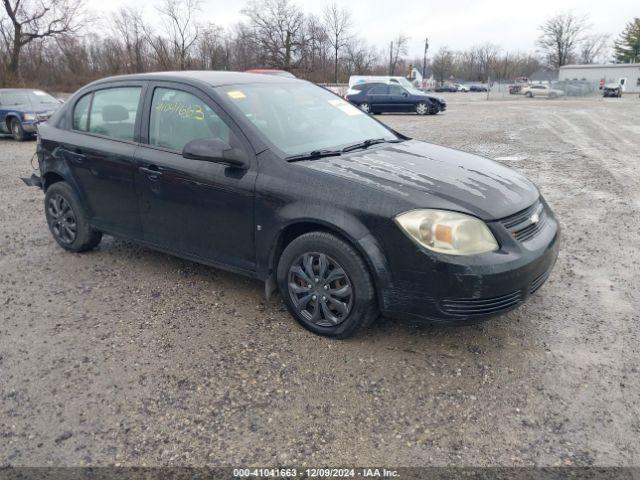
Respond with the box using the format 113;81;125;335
11;118;27;142
416;102;429;115
359;102;371;113
525;91;533;98
549;92;558;99
277;232;378;338
44;181;102;252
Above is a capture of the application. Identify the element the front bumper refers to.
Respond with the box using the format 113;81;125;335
376;199;560;324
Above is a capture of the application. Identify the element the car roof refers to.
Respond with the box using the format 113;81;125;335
87;71;298;88
0;88;42;92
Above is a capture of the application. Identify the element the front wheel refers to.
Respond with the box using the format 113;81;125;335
416;102;429;115
525;91;533;98
11;119;27;142
45;182;102;252
277;232;378;338
359;102;371;113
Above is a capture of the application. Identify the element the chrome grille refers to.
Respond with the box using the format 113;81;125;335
500;200;546;243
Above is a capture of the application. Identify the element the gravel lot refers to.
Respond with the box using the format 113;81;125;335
1;94;639;467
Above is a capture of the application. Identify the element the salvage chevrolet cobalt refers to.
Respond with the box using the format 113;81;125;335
33;72;559;338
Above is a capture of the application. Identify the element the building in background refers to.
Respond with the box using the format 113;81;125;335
559;64;640;93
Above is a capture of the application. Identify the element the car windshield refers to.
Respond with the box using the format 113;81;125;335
0;90;58;106
220;82;399;156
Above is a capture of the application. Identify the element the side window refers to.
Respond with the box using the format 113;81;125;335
369;85;389;95
73;93;92;132
149;87;231;152
89;87;141;141
389;85;405;96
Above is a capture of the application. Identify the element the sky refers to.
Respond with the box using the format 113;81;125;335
87;0;638;58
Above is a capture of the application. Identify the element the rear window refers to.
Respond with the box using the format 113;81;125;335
73;94;92;132
88;87;141;141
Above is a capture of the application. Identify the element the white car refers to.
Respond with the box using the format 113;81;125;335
521;84;564;99
455;84;469;92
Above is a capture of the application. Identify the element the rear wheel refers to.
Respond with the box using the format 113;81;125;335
11;119;27;142
525;91;533;98
45;182;102;252
277;232;378;338
359;102;371;113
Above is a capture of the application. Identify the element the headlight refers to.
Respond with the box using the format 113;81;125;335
23;113;36;121
395;209;498;255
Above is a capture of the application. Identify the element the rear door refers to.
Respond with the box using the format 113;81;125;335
134;82;257;272
366;85;391;112
62;84;145;238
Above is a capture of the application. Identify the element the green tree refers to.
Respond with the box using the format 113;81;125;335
614;18;640;63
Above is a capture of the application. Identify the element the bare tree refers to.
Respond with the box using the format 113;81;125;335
536;12;589;67
431;46;454;84
112;7;148;73
579;33;610;64
345;37;378;76
242;0;305;71
156;0;201;70
1;0;86;81
323;3;351;83
388;33;408;75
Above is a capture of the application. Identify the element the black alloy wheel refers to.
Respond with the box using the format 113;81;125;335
287;252;354;327
277;232;378;338
44;181;102;252
47;193;77;245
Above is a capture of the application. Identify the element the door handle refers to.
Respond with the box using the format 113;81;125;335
139;165;163;181
65;150;86;165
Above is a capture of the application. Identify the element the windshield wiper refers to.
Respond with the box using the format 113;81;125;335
341;138;401;153
286;149;342;162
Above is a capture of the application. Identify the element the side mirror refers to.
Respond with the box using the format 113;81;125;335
182;138;249;169
402;92;408;97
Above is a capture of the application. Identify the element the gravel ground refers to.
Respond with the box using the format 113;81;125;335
1;94;639;467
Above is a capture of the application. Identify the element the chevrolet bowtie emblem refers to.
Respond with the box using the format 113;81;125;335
531;212;540;224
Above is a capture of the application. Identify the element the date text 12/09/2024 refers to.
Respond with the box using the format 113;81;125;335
233;468;400;478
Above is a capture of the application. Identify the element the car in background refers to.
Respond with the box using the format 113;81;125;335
434;83;457;92
245;69;296;79
0;88;62;141
509;85;523;95
469;85;489;92
603;84;623;98
521;84;564;99
455;84;469;92
345;82;444;115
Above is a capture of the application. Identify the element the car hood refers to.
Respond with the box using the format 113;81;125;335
303;140;539;220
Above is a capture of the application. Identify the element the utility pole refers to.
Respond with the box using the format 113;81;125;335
389;41;394;75
422;37;429;80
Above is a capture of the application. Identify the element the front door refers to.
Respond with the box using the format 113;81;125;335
388;84;412;112
134;83;257;273
63;85;144;237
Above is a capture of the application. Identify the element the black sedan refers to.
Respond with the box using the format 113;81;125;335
345;83;445;115
31;72;559;338
469;85;489;92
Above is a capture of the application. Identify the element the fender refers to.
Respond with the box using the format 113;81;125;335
257;202;395;310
